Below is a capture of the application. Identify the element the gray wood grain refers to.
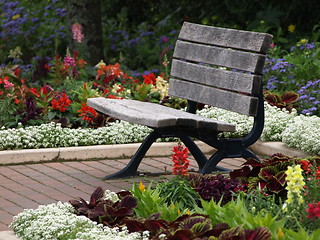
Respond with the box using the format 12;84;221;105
173;40;266;74
87;97;236;132
171;59;261;95
169;78;259;116
179;22;273;54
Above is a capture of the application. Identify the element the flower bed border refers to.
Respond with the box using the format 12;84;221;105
0;140;308;166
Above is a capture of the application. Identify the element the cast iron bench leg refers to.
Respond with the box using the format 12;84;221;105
200;149;229;174
104;131;161;179
200;146;261;175
180;136;208;170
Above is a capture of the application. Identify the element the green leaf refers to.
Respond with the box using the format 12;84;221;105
47;111;56;120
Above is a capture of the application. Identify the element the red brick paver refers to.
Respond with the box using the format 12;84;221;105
0;156;245;231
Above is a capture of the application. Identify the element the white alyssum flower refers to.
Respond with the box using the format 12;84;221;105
282;115;320;155
104;189;120;202
0;102;319;155
10;202;146;240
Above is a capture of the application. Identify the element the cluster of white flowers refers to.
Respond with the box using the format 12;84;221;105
261;103;297;141
0;121;152;150
197;105;254;138
10;201;149;240
0;102;319;155
197;102;319;155
104;189;120;202
282;115;320;155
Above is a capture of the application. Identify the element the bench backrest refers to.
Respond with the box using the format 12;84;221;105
169;22;273;116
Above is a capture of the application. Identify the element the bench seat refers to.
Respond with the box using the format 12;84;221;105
87;97;236;132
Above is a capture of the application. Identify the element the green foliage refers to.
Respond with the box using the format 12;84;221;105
131;182;163;219
156;176;200;210
238;189;284;219
197;196;285;238
0;97;19;127
283;228;320;240
131;180;197;222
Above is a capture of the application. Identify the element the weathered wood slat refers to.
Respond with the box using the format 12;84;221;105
87;97;236;132
171;59;261;95
173;40;266;74
179;22;273;54
169;78;259;116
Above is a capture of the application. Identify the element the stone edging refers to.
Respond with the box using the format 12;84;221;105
0;140;308;165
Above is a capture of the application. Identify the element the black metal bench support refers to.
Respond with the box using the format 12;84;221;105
104;131;161;179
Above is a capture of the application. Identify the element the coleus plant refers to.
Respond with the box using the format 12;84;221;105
186;173;242;205
123;213;272;240
229;153;300;197
264;90;299;113
69;187;138;227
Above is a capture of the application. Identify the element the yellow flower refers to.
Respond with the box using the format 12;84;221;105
288;24;295;33
300;39;308;45
185;209;190;215
285;164;305;205
277;229;284;239
138;181;145;192
12;14;20;20
95;60;106;69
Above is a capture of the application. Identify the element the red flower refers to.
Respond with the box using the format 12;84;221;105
51;93;72;112
30;88;40;97
172;143;190;176
14;68;21;77
307;202;320;220
107;94;123;99
301;160;312;173
40;85;53;95
78;103;98;123
142;73;156;85
316;166;320;179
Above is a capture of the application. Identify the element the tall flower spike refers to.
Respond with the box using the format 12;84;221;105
285;165;305;205
171;142;190;176
72;23;84;43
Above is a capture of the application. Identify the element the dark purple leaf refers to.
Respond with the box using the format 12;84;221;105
122;218;147;232
168;229;193;240
89;186;104;206
117;195;138;209
243;227;272;240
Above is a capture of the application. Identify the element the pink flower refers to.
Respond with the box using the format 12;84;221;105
72;23;84;43
63;55;76;67
3;79;14;90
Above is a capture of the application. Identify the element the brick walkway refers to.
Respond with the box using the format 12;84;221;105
0;156;245;231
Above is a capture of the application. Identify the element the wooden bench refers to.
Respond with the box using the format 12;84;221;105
87;22;273;179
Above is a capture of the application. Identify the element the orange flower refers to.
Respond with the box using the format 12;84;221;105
77;59;87;68
96;63;124;84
